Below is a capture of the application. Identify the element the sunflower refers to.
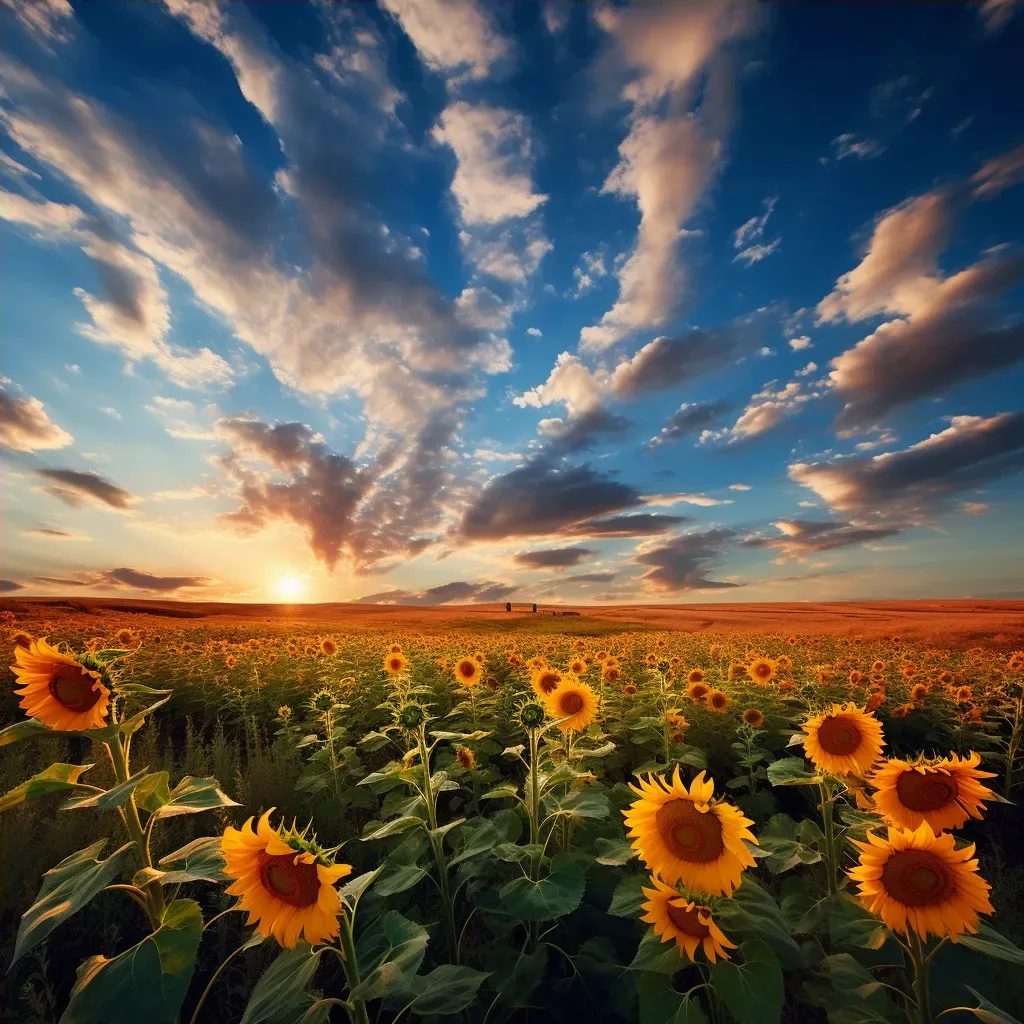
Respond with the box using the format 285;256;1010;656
531;667;562;697
870;752;996;833
456;746;476;770
221;811;352;948
454;656;483;688
11;631;33;650
225;655;238;669
602;664;622;685
320;638;338;656
687;681;709;701
706;689;730;712
640;877;736;963
747;658;775;684
910;683;928;703
803;703;884;777
728;662;747;681
544;678;598;732
389;643;403;655
384;652;408;675
568;658;587;675
115;628;135;647
742;708;764;728
687;668;705;685
11;638;110;731
623;768;757;896
848;824;993;939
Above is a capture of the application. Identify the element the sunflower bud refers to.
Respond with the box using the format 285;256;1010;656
520;702;545;728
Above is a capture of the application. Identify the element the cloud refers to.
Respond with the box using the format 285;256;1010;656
0;383;72;452
817;185;1024;428
1;579;25;592
572;249;608;296
564;572;618;584
830;133;885;161
22;527;90;541
459;461;642;542
733;195;777;249
741;519;902;560
649;400;732;446
357;579;517;605
580;3;753;351
708;379;819;443
37;468;135;509
978;0;1020;31
513;546;593;569
734;238;780;266
634;527;741;592
379;0;508;83
972;143;1024;198
789;412;1024;518
788;335;812;351
536;406;633;455
643;493;733;507
0;0;73;45
561;513;691;537
98;567;214;591
432;103;547;225
729;483;751;491
526;327;542;337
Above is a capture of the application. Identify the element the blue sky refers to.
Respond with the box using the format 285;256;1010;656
2;0;1023;604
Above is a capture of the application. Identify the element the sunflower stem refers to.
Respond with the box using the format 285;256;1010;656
337;914;371;1024
107;732;164;930
818;781;840;899
908;930;933;1024
418;726;460;964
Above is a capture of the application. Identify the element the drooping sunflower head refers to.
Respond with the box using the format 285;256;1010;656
870;752;996;833
454;656;483;688
747;658;775;684
11;631;34;650
456;745;476;770
803;702;884;777
384;652;408;676
11;637;110;731
221;811;352;948
640;876;736;964
848;823;993;940
115;628;135;647
543;678;598;733
623;767;757;896
532;667;563;698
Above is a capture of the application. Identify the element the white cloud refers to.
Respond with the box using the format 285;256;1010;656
794;361;818;377
728;483;751;491
734;238;780;265
788;335;812;351
733;195;777;249
526;327;542;338
830;133;886;161
432;103;547;226
0;383;73;452
99;406;121;419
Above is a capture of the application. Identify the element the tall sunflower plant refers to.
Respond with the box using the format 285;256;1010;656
1;638;239;1022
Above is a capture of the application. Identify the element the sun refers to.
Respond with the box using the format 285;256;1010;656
274;575;307;601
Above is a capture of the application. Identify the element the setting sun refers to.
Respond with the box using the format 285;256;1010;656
274;575;306;601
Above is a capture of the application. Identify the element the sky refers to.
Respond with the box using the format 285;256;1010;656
2;0;1023;606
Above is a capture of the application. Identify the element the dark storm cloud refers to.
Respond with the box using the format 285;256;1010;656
634;527;742;592
100;567;213;591
513;547;593;569
37;468;134;509
459;462;642;542
1;579;25;592
790;412;1024;516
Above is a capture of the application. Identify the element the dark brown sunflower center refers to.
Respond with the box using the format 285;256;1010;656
710;693;727;708
754;663;771;678
666;903;711;938
560;693;584;715
655;798;725;863
259;853;321;908
458;661;475;677
817;716;862;755
48;664;100;712
896;770;957;812
538;672;561;694
880;849;955;907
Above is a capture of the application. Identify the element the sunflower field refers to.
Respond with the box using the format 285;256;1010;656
2;604;1024;1024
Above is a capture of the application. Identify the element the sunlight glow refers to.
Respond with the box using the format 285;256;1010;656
274;575;306;601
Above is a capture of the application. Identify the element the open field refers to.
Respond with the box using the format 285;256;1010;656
4;597;1024;647
2;599;1023;1023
